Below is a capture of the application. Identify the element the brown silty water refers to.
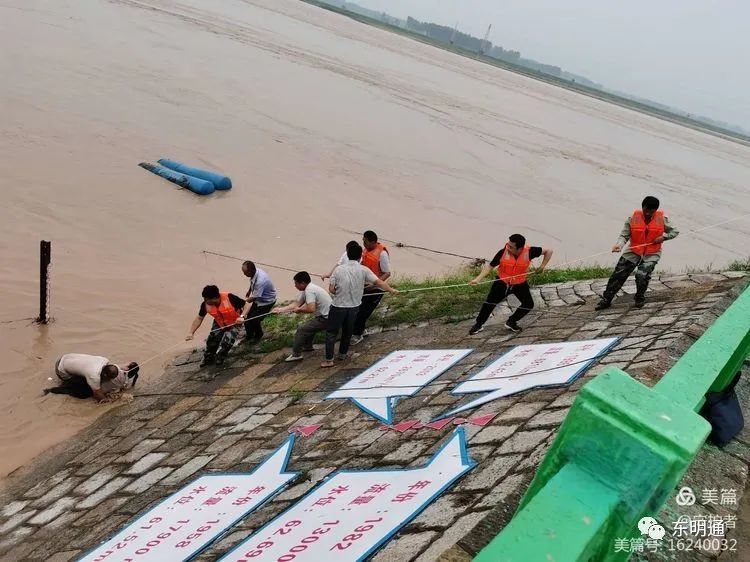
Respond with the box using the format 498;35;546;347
0;0;748;482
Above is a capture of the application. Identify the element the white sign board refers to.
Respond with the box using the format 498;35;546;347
441;338;619;417
326;349;473;423
220;427;474;562
78;436;299;562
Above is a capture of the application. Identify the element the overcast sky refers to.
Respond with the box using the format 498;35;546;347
352;0;749;130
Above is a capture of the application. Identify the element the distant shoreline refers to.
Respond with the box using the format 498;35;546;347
301;0;750;148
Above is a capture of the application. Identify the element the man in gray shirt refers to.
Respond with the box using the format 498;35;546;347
323;242;398;367
274;271;332;363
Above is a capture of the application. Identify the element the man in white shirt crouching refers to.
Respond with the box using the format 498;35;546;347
45;353;138;402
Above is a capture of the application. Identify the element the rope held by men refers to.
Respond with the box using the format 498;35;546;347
127;211;750;372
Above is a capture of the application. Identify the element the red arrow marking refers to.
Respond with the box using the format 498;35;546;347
467;413;498;427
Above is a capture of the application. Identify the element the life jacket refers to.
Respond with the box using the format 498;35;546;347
205;292;241;328
361;243;389;277
630;209;665;256
497;244;531;285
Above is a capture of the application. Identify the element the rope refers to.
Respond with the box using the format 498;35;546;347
204;214;750;299
201;250;326;277
342;212;750;263
0;317;35;325
74;212;750;373
343;230;483;262
132;298;587;371
134;291;621;372
132;332;676;398
691;213;750;233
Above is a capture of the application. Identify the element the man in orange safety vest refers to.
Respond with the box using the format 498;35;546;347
186;285;246;366
469;234;553;334
596;196;679;310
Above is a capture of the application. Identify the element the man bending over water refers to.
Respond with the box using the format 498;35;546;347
45;353;138;402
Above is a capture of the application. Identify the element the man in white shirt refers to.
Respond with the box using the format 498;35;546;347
45;353;138;401
324;242;398;368
273;271;332;363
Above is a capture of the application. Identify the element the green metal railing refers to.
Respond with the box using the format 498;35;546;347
475;285;750;562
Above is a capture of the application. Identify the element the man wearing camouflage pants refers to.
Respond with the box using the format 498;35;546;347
186;285;245;367
596;196;679;310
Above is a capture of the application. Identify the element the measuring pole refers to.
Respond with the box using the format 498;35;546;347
38;240;51;324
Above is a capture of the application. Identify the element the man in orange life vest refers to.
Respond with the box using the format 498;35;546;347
469;234;554;334
186;285;246;366
351;230;391;345
596;196;679;310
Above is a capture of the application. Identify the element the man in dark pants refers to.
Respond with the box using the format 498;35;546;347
469;234;553;334
351;231;391;345
596;196;679;310
323;242;398;368
240;261;277;342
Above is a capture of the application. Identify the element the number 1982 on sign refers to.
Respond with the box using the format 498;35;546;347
239;516;384;561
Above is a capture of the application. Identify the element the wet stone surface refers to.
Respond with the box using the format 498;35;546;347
0;273;747;561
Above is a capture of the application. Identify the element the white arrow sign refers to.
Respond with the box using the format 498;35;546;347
326;349;473;424
220;427;474;562
440;338;619;418
78;436;299;562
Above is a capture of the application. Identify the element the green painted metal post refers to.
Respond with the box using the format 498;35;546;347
476;368;709;561
654;285;750;410
475;283;750;562
474;463;620;562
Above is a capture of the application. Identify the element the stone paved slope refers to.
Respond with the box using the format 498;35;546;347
0;273;748;561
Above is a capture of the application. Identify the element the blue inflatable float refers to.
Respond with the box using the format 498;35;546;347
158;159;232;190
138;162;215;195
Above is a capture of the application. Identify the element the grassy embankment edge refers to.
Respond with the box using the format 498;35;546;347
251;263;613;353
250;258;750;354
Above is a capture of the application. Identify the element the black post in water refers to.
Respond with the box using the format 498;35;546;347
38;240;51;324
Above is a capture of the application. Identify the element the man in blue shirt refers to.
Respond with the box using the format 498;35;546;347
240;261;278;343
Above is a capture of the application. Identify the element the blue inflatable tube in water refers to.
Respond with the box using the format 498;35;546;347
158;159;232;190
138;162;215;195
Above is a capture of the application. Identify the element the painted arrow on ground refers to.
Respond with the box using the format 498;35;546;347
220;427;475;562
326;349;473;424
78;436;299;562
439;338;620;418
